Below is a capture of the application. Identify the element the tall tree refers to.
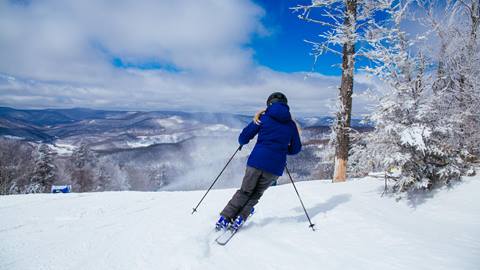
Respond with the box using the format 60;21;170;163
293;0;379;181
334;0;357;182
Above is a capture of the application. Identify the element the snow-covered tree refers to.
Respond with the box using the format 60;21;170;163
0;139;35;195
70;143;97;192
95;157;130;191
350;0;479;193
410;0;479;184
292;0;395;182
103;163;130;191
28;144;56;193
420;0;480;163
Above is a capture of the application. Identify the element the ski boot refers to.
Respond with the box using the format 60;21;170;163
215;216;231;231
231;207;255;230
231;215;245;231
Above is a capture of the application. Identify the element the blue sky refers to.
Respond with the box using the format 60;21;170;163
251;0;341;75
0;0;377;115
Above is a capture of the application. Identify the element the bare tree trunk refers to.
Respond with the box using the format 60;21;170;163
469;0;479;50
333;0;356;182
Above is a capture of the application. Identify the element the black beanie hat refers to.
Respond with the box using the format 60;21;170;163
266;92;288;106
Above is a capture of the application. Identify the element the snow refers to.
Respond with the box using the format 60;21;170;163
155;116;184;128
124;125;238;148
1;135;24;140
126;133;191;148
400;125;431;153
1;175;479;270
302;117;321;127
204;124;230;132
48;143;77;156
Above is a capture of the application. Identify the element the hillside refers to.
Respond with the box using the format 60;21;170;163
1;175;479;270
1;106;356;192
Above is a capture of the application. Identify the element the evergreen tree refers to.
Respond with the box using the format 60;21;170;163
28;144;56;193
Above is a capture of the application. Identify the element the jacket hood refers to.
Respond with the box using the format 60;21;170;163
266;103;291;123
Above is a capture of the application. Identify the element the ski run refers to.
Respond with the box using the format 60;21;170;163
1;174;479;270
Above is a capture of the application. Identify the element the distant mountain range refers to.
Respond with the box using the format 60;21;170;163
0;107;246;142
0;107;371;143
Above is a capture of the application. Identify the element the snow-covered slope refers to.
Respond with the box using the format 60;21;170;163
1;175;479;270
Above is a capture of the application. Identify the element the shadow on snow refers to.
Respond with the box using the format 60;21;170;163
247;193;352;228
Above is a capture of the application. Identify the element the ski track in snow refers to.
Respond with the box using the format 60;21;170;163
1;175;480;270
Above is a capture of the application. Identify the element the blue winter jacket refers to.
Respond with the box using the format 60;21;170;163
238;103;302;176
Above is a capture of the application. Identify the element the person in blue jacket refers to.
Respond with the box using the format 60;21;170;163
216;92;302;231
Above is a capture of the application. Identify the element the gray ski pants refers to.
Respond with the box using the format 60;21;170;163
220;166;279;220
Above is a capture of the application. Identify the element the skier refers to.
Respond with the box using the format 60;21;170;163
216;92;302;231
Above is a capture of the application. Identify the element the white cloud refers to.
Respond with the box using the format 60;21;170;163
0;0;379;115
0;0;263;81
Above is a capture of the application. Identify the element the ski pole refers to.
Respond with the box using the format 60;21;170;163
191;145;242;214
285;166;315;231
